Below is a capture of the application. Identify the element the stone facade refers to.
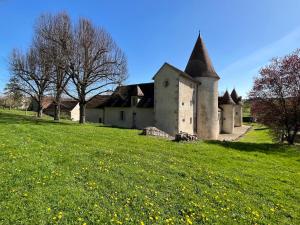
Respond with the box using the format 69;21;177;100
104;107;154;129
81;35;244;140
154;64;179;136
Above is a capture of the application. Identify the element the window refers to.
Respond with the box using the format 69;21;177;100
182;118;185;122
163;79;169;87
182;102;184;106
120;111;125;121
190;117;192;124
236;112;238;115
99;117;102;123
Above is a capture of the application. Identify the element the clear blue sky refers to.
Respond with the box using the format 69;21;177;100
1;0;300;97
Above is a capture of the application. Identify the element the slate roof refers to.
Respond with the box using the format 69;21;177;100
87;95;111;109
103;83;154;108
219;91;236;105
45;99;78;112
185;34;220;79
231;89;242;105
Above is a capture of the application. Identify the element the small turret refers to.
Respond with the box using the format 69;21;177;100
220;91;235;134
231;89;243;127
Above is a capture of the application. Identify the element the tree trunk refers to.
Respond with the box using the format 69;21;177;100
54;102;61;121
37;102;43;118
287;127;298;145
79;102;86;124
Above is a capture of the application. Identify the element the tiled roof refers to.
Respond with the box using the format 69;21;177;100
104;83;154;108
45;100;78;112
87;95;111;109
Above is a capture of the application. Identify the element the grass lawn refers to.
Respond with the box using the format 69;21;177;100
0;110;299;225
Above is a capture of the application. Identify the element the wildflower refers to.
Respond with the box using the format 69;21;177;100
141;221;145;225
58;212;63;219
47;207;51;212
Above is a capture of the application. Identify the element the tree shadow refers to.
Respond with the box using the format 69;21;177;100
207;140;300;158
0;111;73;126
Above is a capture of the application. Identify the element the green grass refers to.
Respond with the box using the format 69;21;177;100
0;110;299;225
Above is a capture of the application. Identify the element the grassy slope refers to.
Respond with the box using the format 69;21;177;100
0;110;299;225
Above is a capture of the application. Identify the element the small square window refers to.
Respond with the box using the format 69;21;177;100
120;111;125;121
163;80;169;87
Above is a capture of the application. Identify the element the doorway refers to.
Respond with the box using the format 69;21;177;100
132;112;136;128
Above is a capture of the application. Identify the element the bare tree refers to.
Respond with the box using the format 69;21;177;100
66;18;127;123
9;45;51;117
35;12;73;121
249;50;300;145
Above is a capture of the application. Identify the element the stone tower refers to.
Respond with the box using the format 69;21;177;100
185;35;220;139
220;91;235;134
231;89;243;127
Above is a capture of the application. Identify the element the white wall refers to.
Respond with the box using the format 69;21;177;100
86;108;104;123
221;104;234;134
178;76;196;135
70;103;80;121
234;105;243;127
196;77;219;140
154;65;179;136
104;107;154;129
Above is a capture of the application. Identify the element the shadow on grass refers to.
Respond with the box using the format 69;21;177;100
207;140;300;158
0;111;73;126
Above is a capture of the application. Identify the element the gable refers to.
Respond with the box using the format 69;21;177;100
153;63;200;84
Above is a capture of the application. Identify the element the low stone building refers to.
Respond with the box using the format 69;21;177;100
44;100;80;121
86;35;243;140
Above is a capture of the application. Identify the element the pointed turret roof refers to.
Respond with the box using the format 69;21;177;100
231;89;242;105
185;34;220;79
221;91;235;105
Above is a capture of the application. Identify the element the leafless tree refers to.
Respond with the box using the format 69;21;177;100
66;18;127;123
35;12;73;121
9;45;51;117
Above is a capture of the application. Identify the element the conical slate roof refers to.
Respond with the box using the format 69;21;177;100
231;89;242;105
222;91;235;105
185;34;220;79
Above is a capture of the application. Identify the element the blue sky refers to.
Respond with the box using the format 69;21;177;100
1;0;300;97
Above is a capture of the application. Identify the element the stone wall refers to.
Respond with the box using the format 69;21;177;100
178;76;196;135
221;104;234;134
70;103;80;121
86;108;104;123
234;105;243;127
196;77;219;139
154;64;179;136
104;107;154;129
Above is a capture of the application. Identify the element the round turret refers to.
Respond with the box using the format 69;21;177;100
185;35;219;139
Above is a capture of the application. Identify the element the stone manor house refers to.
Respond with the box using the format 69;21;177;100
40;35;243;140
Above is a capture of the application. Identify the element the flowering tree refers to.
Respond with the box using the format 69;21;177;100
249;50;300;145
